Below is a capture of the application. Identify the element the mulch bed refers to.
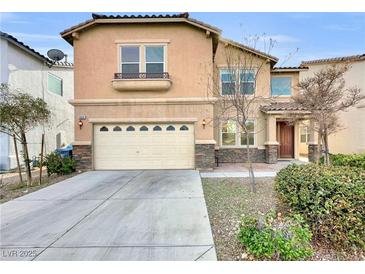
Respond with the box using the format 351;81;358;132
0;172;79;204
202;177;364;261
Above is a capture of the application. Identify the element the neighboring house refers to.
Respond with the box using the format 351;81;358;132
0;32;74;171
61;13;316;171
300;55;365;155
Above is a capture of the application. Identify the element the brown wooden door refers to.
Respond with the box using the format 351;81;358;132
278;122;294;158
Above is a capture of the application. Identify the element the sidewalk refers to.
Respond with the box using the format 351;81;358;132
200;160;306;178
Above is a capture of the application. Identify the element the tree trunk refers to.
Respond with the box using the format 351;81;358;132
316;131;322;164
13;134;23;184
21;133;32;186
39;133;45;185
246;132;256;193
323;131;330;166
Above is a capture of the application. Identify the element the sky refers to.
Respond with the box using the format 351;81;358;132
0;12;364;66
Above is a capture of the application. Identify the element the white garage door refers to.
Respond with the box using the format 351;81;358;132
93;123;195;170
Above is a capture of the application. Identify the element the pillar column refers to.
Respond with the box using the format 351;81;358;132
308;120;319;163
264;115;279;164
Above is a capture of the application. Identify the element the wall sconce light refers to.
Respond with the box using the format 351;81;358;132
202;119;206;129
79;115;86;130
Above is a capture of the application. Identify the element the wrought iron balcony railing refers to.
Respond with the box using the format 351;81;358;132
114;72;170;80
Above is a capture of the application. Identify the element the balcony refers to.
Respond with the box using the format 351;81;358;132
112;72;172;91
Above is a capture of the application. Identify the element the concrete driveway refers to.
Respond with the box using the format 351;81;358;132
0;170;216;261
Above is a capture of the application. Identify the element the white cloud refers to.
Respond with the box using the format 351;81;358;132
8;32;60;41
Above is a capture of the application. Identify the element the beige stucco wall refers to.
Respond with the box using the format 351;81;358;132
74;103;214;143
73;24;213;99
72;23;215;143
300;60;365;154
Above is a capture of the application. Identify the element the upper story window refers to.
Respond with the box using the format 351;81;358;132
47;73;63;96
220;69;255;95
121;46;140;74
271;77;292;96
119;44;166;78
145;46;164;75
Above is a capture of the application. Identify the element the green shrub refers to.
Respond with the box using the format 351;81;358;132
238;211;313;260
276;164;365;250
320;153;365;169
44;152;75;176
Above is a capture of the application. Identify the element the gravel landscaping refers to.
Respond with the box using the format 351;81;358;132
0;172;79;204
202;177;364;261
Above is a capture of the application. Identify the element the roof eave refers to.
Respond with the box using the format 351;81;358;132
261;109;312;115
61;17;221;46
271;68;308;73
220;38;279;64
2;34;49;63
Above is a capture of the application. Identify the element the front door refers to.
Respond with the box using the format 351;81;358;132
277;122;294;158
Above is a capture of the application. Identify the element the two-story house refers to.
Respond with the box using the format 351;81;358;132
61;13;315;171
0;32;74;171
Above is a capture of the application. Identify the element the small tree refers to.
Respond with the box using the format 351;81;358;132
294;65;364;165
208;36;276;192
0;84;51;185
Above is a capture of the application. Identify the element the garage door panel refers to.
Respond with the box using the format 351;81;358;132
94;123;194;170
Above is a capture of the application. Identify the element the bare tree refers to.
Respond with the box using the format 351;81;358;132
0;84;51;186
293;64;364;165
207;36;276;192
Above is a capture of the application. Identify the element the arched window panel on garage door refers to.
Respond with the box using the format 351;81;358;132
126;126;135;131
113;126;122;132
153;125;162;131
166;125;175;131
100;126;109;132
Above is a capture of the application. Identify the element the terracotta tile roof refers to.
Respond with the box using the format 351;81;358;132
91;12;189;20
220;37;278;63
0;31;73;67
60;12;221;42
301;54;365;65
261;102;309;112
272;66;308;71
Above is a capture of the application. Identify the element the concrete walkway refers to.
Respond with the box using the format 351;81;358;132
200;171;277;178
0;170;216;261
201;160;306;178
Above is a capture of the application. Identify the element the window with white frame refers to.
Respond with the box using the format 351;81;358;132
240;120;255;146
145;45;164;75
120;46;140;74
47;73;63;96
220;69;255;95
120;44;166;76
221;120;255;147
220;69;236;95
300;126;310;143
240;70;255;95
271;77;292;96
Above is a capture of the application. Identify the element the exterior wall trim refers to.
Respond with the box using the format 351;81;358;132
195;139;216;145
72;141;92;145
69;97;218;106
88;118;198;123
115;39;171;44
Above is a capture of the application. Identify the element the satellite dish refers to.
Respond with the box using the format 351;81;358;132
47;49;64;62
